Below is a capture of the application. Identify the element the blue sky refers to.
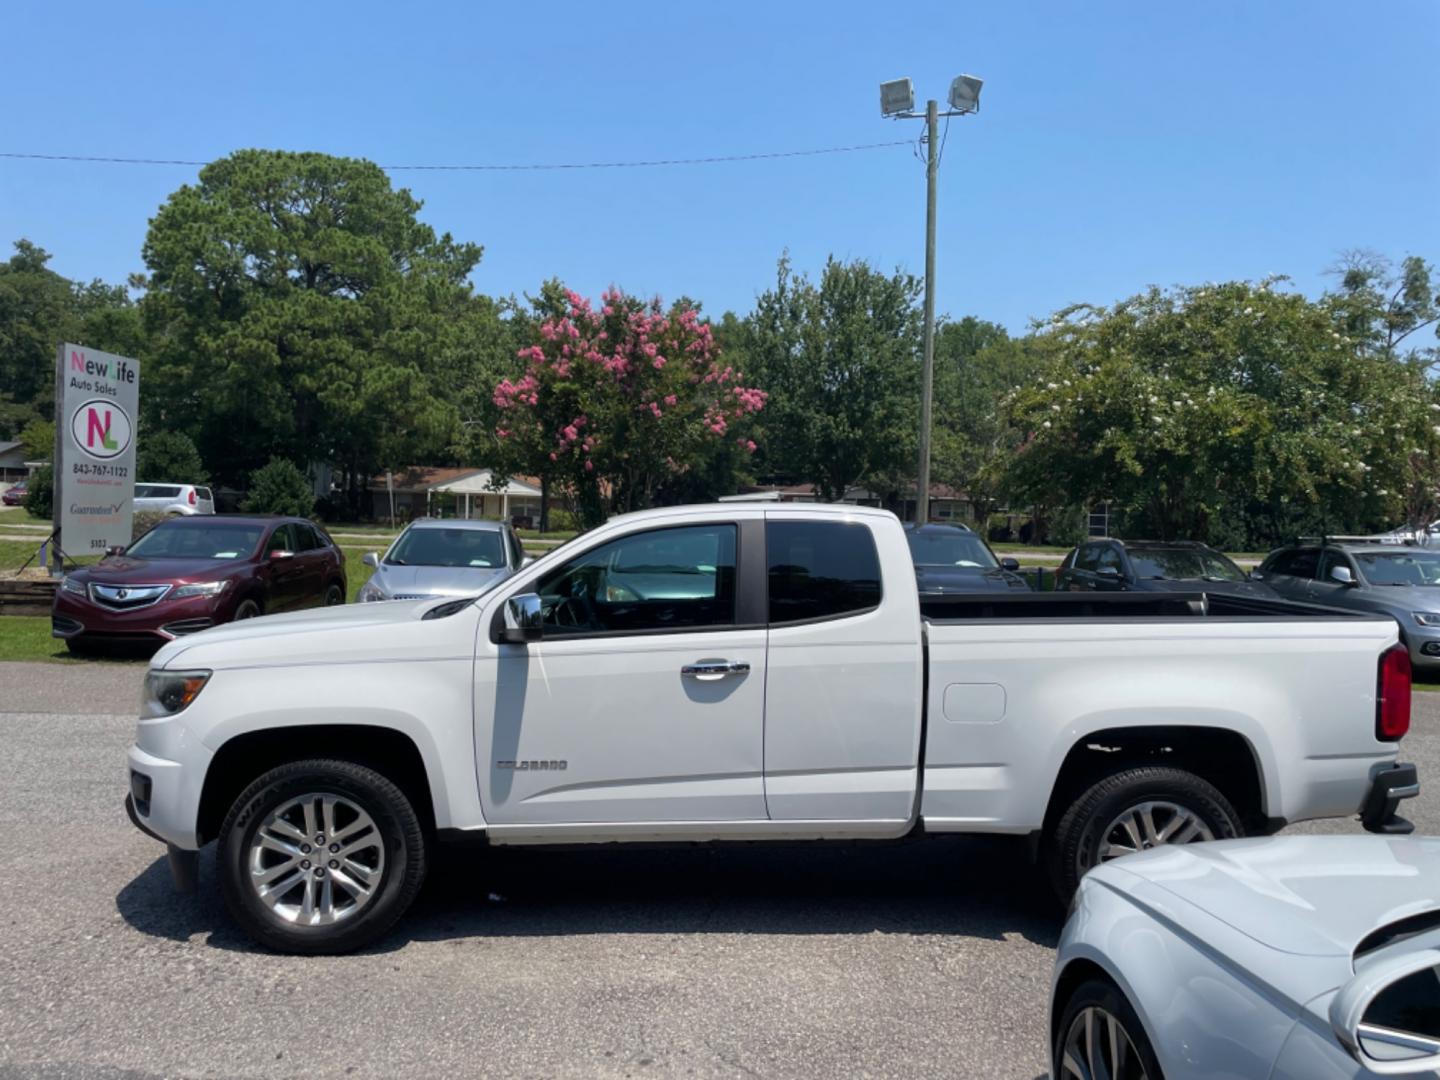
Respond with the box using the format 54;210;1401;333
2;1;1436;332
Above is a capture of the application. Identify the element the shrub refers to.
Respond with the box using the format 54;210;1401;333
131;510;168;541
240;458;315;518
23;466;52;519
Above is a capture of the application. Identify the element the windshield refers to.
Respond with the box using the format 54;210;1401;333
1355;550;1440;586
1128;548;1245;582
387;526;507;568
125;522;264;560
906;530;999;569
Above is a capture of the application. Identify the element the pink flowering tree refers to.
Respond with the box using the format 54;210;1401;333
492;285;766;526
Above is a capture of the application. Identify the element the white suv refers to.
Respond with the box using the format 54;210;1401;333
134;483;215;516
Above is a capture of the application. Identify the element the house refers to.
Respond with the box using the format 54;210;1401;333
722;481;972;524
0;441;33;487
368;467;543;525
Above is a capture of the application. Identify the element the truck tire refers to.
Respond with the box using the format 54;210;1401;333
216;758;428;955
1047;766;1242;902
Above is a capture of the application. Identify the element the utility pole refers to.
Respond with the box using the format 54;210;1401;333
916;98;939;526
879;74;982;525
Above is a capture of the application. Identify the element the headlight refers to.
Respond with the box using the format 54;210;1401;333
61;576;87;596
357;581;387;602
143;669;211;716
172;580;229;599
1413;612;1440;628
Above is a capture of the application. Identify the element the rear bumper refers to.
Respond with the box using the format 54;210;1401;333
1360;762;1419;835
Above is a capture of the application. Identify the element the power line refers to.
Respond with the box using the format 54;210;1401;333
0;141;913;172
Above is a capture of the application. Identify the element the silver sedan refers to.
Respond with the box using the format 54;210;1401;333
357;518;527;602
1051;834;1440;1079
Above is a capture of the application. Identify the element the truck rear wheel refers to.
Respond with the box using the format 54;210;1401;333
1047;766;1242;902
216;758;427;955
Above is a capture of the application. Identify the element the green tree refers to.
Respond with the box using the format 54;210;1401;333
18;419;53;462
488;284;765;527
137;429;208;484
140;150;484;510
240;457;315;517
743;256;921;501
23;464;52;519
1330;250;1439;367
1003;278;1425;544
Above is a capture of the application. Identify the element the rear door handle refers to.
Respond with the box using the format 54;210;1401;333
681;660;751;680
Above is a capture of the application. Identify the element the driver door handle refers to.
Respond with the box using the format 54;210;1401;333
681;660;751;680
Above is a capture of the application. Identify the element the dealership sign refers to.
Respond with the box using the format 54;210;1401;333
53;344;140;555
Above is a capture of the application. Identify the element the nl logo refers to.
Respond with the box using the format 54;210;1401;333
70;399;133;461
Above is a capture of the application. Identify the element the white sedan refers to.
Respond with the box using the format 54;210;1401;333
1051;835;1440;1079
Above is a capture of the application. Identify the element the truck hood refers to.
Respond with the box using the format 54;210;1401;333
153;596;481;671
1103;835;1440;958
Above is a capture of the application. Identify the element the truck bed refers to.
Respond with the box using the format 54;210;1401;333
919;590;1384;622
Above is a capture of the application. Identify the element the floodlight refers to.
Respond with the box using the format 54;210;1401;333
948;74;983;114
879;78;915;117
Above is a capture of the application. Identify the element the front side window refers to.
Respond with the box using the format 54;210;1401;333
535;524;737;635
768;520;881;624
1074;544;1101;572
1269;548;1320;580
1095;546;1124;574
265;524;297;555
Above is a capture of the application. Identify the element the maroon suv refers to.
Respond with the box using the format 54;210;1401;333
51;515;347;654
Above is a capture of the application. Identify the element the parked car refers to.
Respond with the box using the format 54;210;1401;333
1051;834;1440;1080
903;521;1029;594
124;503;1416;953
1256;539;1440;673
53;515;345;653
134;483;215;516
357;518;525;603
2;479;27;507
1055;538;1279;599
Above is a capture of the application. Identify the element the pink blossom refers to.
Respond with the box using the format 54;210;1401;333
584;460;594;472
549;452;558;462
664;394;677;407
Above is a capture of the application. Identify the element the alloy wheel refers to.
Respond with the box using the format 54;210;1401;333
1097;799;1214;862
1060;1005;1151;1080
246;792;386;927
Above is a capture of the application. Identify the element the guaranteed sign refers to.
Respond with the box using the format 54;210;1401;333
53;344;140;555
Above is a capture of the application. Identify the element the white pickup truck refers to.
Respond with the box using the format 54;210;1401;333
125;503;1420;954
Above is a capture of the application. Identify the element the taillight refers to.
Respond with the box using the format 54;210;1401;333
1377;643;1412;741
188;489;197;505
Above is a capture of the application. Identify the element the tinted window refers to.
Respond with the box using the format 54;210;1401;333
126;522;264;560
197;487;213;502
906;529;998;569
265;524;297;555
507;528;525;568
389;526;507;568
294;524;324;552
1096;546;1123;574
1354;550;1440;586
768;520;881;623
1270;549;1321;580
536;524;736;635
1074;544;1101;572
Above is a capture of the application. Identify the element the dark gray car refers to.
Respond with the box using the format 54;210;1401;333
357;518;527;602
1255;541;1440;672
1056;538;1280;600
902;522;1029;594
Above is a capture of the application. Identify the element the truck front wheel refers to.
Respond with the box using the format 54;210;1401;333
1047;766;1243;902
216;759;428;955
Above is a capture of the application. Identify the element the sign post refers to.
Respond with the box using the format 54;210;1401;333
52;344;140;569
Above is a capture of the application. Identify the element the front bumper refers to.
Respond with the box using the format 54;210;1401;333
52;588;230;643
1360;762;1419;835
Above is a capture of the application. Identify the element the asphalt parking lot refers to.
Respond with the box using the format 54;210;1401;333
2;662;1438;1080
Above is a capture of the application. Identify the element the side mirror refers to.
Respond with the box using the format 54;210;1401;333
362;552;380;568
1097;565;1121;577
500;593;543;644
105;545;125;557
269;549;295;561
1330;565;1356;586
1331;948;1440;1075
999;557;1021;572
521;556;535;568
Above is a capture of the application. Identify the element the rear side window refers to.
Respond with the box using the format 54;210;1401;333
137;485;181;499
294;524;324;552
197;487;213;502
767;520;882;624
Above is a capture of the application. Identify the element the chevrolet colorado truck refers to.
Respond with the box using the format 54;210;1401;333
124;503;1420;954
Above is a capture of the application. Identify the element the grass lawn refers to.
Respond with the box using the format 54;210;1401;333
0;616;147;663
